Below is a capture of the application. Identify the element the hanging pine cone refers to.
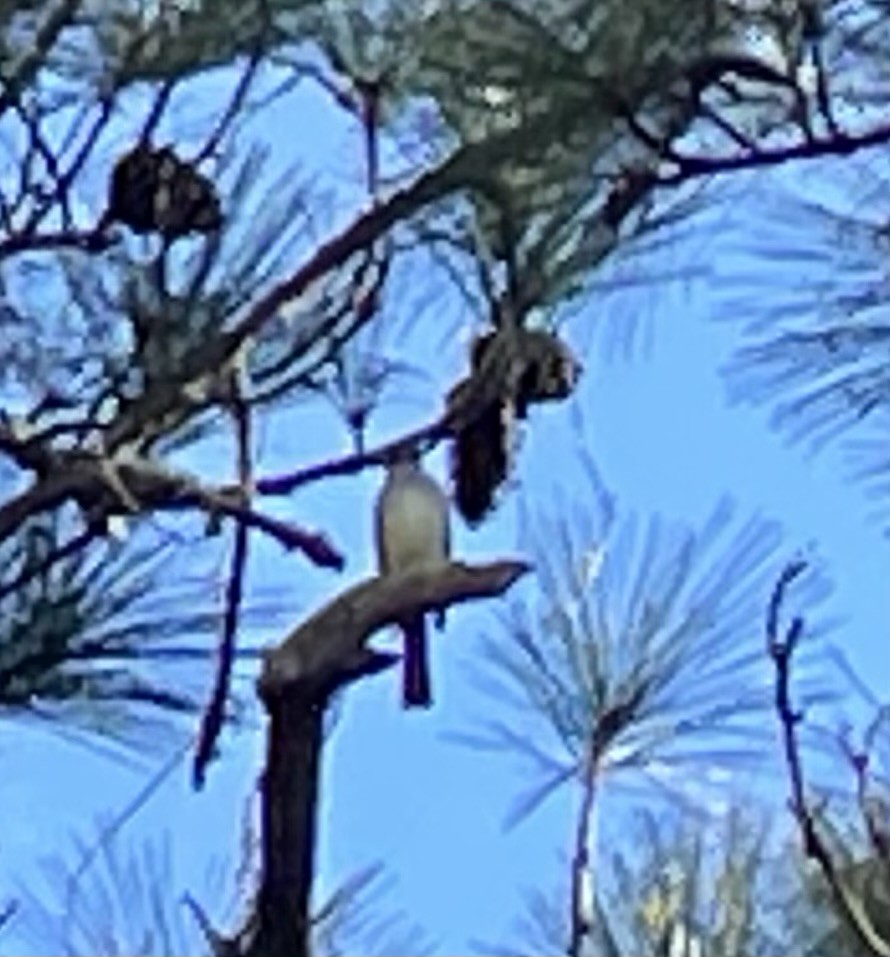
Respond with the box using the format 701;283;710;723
448;326;580;526
513;328;581;418
451;397;513;526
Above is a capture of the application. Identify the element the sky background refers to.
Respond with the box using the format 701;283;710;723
1;30;890;956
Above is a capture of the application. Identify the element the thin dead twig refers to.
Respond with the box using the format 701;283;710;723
768;559;890;957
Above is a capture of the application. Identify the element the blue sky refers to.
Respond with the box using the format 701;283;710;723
2;45;890;956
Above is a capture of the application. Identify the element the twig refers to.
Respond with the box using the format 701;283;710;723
567;691;644;957
193;376;253;789
182;892;236;956
0;227;112;261
809;29;840;137
659;120;890;186
0;430;344;568
10;97;73;228
243;413;445;499
192;0;268;166
249;243;388;405
842;719;890;880
767;559;890;957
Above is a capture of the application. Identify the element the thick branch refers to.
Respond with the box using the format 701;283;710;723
260;560;529;698
243;559;528;957
250;697;322;957
0;429;343;568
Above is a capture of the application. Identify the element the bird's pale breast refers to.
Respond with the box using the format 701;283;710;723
380;478;448;572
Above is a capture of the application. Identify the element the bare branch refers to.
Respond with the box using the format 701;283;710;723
0;429;344;569
768;560;890;957
261;560;529;698
660;121;890;187
193;377;253;790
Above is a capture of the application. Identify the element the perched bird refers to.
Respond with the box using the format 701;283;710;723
374;450;450;708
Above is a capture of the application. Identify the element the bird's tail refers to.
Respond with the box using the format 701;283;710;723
402;615;432;708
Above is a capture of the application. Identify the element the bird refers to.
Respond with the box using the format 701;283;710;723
374;449;450;708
